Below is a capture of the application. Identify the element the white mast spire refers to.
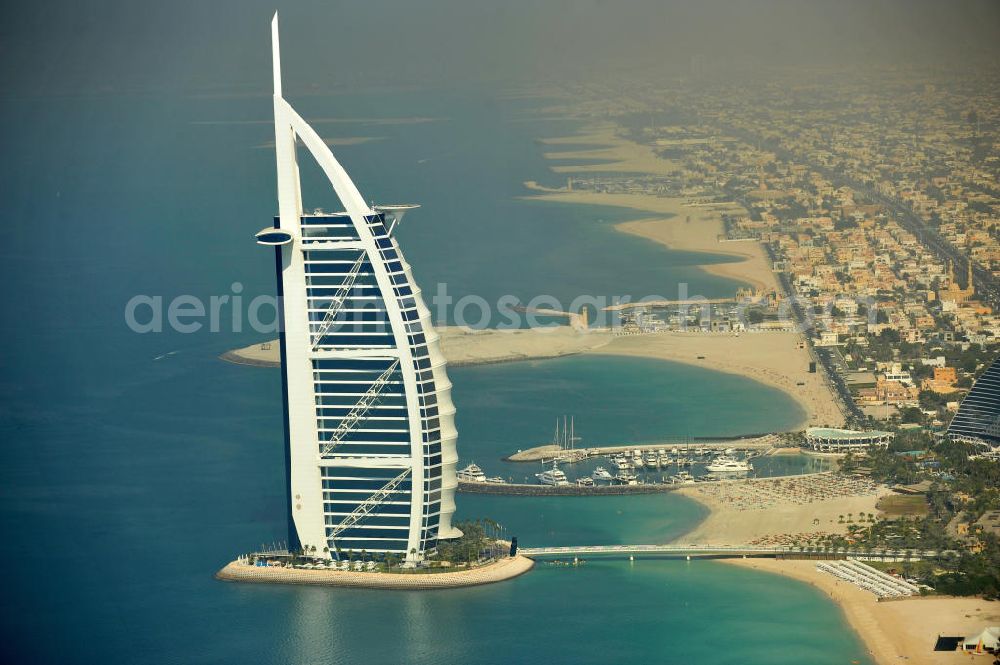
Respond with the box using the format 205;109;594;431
271;13;282;98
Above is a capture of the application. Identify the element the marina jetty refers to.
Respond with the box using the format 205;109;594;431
505;434;781;463
216;555;534;590
458;480;679;496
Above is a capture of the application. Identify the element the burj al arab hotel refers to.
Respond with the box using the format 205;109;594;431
257;15;460;563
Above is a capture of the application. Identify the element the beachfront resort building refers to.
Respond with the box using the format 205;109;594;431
947;357;1000;457
257;16;460;563
804;427;893;453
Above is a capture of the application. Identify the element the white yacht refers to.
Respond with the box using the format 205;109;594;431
485;476;506;484
592;466;613;481
644;451;659;468
671;446;680;455
670;471;696;485
536;461;570;486
705;455;752;473
611;455;632;471
457;463;486;483
576;476;595;487
614;470;638;485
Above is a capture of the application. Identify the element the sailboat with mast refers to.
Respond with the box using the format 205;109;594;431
551;415;582;452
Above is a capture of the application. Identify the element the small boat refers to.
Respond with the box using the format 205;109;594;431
671;446;680;455
576;477;595;487
457;463;486;483
705;455;752;473
592;466;613;481
724;447;737;455
536;461;570;486
485;476;506;484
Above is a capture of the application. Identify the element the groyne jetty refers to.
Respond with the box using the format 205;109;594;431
505;434;781;463
216;555;534;590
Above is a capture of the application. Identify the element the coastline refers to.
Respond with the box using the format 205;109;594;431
673;474;998;664
222;328;843;429
216;554;534;590
597;332;844;429
724;558;999;665
522;182;777;294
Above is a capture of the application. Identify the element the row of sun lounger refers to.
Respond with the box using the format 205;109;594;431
816;560;920;598
296;560;379;572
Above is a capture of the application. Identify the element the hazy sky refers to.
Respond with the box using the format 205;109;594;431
1;0;998;96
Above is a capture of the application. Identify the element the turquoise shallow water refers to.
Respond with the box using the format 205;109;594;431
0;82;869;663
451;353;811;480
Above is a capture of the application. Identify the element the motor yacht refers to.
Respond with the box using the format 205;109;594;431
536;461;570;486
457;463;486;483
592;466;613;481
705;455;752;473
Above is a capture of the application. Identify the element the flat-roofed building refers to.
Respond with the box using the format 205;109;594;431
805;427;893;453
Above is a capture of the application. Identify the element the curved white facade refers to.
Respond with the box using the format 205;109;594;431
266;16;459;563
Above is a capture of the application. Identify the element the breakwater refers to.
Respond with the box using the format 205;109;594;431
457;481;679;496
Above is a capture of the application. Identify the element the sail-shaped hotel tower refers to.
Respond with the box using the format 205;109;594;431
257;15;460;563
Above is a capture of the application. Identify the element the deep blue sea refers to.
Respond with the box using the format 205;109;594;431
0;87;872;663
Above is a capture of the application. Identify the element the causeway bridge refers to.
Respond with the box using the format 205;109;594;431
519;544;943;561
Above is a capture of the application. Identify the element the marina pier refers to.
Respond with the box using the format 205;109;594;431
505;434;782;463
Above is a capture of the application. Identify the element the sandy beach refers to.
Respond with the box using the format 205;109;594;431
437;324;610;364
600;332;845;428
524;182;776;293
674;472;886;546
538;125;681;176
726;558;999;665
222;325;614;368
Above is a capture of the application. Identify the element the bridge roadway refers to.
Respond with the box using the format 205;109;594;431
519;544;943;561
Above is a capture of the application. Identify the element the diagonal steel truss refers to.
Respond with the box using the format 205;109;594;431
311;251;366;351
318;359;400;457
326;468;411;545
